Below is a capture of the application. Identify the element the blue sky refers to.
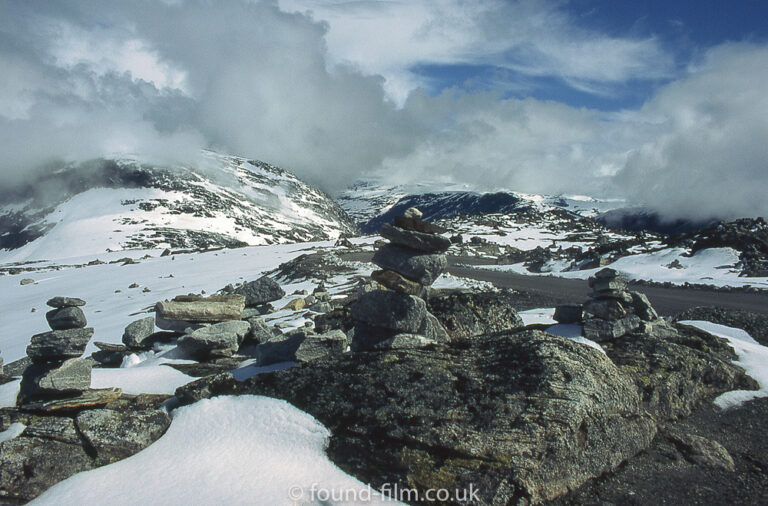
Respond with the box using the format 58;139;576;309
408;1;768;110
2;0;768;220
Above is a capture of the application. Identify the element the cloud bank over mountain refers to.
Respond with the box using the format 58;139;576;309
1;0;767;221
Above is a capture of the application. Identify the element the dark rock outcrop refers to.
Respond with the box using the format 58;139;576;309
427;290;525;341
233;276;285;307
177;330;658;504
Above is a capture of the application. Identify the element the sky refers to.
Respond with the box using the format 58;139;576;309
1;0;768;221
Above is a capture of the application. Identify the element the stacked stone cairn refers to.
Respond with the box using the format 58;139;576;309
18;297;121;411
554;268;672;341
350;207;451;351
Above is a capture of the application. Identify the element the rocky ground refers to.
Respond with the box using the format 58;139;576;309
0;209;767;505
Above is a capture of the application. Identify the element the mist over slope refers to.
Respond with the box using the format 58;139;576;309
0;151;356;263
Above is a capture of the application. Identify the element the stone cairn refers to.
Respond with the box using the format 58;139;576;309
554;268;671;341
18;297;120;411
350;207;451;351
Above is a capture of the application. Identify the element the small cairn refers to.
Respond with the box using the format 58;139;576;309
350;207;451;351
554;268;672;341
18;297;121;411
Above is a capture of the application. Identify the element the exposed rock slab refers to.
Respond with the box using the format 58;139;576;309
428;290;525;340
234;276;285;306
177;330;658;504
75;408;171;466
178;320;251;360
155;294;245;322
19;387;122;414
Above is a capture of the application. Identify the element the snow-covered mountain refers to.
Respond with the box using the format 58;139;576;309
0;151;357;263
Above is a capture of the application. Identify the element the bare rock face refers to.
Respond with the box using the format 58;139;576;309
154;294;245;331
177;330;658;505
428;290;525;341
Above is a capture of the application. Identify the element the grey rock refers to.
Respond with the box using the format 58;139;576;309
20;278;35;285
154;316;206;333
369;333;437;350
584;298;627;320
46;306;87;330
178;320;251;359
351;290;427;333
420;313;450;343
0;436;94;502
403;207;422;219
371;269;425;296
589;276;629;293
664;430;735;472
428;290;525;341
590;289;634;303
155;294;245;325
46;297;86;308
18;359;92;402
76;408;171;466
380;223;451;253
234;276;285;306
176;330;657;505
244;316;275;345
372;244;447;286
629;291;659;321
308;301;332;313
22;417;81;444
94;342;127;353
122;316;156;349
583;315;642;342
256;330;347;366
554;304;584;324
26;328;94;363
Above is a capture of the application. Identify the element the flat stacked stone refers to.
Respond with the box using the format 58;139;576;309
351;207;451;351
154;294;246;332
554;268;669;342
18;297;120;412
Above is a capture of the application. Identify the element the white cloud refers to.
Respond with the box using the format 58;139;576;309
279;0;674;104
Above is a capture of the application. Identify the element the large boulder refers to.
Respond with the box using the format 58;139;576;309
233;276;285;307
176;330;657;505
428;290;525;341
380;223;451;253
178;321;251;360
26;328;94;363
372;244;447;286
45;307;87;330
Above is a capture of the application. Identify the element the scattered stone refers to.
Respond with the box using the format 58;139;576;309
142;287;151;293
663;430;735;472
380;223;451;253
122;317;156;349
160;248;172;257
75;408;171;466
403;206;422;219
281;298;306;311
369;333;436;350
20;278;35;285
233;276;285;307
128;283;139;289
46;297;86;308
308;302;332;313
243;316;275;345
26;328;94;363
178;320;251;360
554;304;583;324
45;306;87;330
